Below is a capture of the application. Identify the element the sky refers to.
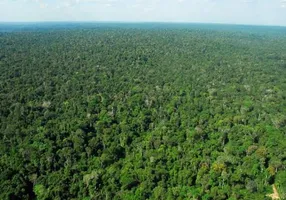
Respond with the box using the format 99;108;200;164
0;0;286;26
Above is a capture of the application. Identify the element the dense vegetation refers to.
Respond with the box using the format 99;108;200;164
0;24;286;200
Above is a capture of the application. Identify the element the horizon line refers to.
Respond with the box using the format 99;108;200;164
0;20;286;27
0;21;286;28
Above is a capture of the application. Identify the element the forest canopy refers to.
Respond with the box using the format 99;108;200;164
0;23;286;200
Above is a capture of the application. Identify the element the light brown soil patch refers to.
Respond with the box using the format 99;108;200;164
266;185;280;200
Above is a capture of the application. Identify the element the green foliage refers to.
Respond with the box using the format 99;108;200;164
33;184;46;200
0;23;286;199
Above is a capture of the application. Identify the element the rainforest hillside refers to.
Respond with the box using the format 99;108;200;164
0;24;286;200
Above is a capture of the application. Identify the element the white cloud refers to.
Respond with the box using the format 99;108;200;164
0;0;286;25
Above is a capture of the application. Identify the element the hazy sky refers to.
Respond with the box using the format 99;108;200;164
0;0;286;26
